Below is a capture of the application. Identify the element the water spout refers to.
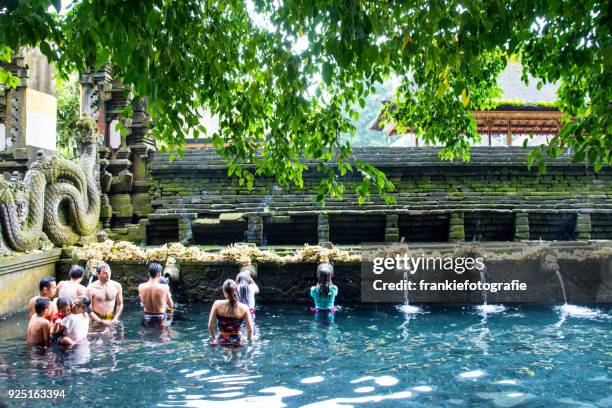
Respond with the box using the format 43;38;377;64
480;268;488;306
398;267;421;314
554;269;567;305
475;260;505;315
542;253;566;304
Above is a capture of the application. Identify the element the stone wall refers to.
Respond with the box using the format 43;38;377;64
65;243;612;304
145;147;612;245
0;249;62;317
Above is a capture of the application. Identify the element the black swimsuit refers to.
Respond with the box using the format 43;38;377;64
217;315;244;347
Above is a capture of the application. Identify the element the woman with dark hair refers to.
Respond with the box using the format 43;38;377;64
310;263;338;314
208;279;254;347
236;265;259;316
56;265;87;300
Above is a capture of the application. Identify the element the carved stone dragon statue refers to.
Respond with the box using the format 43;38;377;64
0;115;100;254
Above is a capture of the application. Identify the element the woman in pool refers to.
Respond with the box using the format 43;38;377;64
236;265;259;316
208;279;254;347
310;263;338;314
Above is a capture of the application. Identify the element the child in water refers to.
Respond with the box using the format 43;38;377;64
59;296;92;346
236;264;259;316
26;298;53;346
310;262;338;313
51;297;71;344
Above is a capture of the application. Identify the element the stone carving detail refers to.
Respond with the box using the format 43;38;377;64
0;115;100;253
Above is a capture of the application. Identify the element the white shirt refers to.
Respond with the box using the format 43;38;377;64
245;283;257;308
61;313;90;343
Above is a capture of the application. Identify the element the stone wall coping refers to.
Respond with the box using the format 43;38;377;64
0;249;62;277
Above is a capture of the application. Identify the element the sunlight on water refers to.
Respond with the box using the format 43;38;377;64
459;370;486;379
301;390;413;408
162;386;303;408
300;376;324;384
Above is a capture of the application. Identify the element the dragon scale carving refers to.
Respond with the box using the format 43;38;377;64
0;116;101;253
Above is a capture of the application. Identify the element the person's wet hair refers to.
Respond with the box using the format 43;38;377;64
34;297;51;315
69;265;85;279
316;263;334;297
57;297;70;309
223;279;239;311
39;276;56;292
148;262;163;278
236;271;251;306
96;262;110;274
73;295;92;314
240;264;256;277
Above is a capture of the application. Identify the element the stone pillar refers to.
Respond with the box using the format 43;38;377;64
514;211;530;241
576;212;592;240
385;214;399;242
245;215;263;244
449;212;465;242
318;213;329;244
108;193;133;226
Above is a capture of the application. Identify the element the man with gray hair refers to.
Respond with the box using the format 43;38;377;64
87;262;123;322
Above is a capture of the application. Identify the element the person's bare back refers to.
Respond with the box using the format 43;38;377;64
139;281;173;313
27;315;52;346
27;300;52;346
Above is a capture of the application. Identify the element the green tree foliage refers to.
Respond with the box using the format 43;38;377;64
0;0;609;201
56;76;80;158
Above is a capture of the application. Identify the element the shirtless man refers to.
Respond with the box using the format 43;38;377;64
27;276;57;319
87;262;123;322
138;263;174;327
27;298;52;346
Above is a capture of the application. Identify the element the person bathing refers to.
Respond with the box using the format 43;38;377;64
56;265;87;300
58;295;92;346
26;298;53;346
310;263;338;314
51;297;71;345
87;262;124;322
27;276;57;319
236;265;259;316
138;262;174;327
208;279;254;347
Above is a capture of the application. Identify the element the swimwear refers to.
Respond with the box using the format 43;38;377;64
217;315;244;347
94;311;114;320
142;312;173;328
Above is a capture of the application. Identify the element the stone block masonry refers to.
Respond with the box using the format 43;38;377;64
145;147;612;245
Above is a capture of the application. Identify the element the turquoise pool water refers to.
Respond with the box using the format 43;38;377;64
0;303;610;407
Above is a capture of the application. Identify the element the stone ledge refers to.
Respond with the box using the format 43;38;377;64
0;249;62;277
